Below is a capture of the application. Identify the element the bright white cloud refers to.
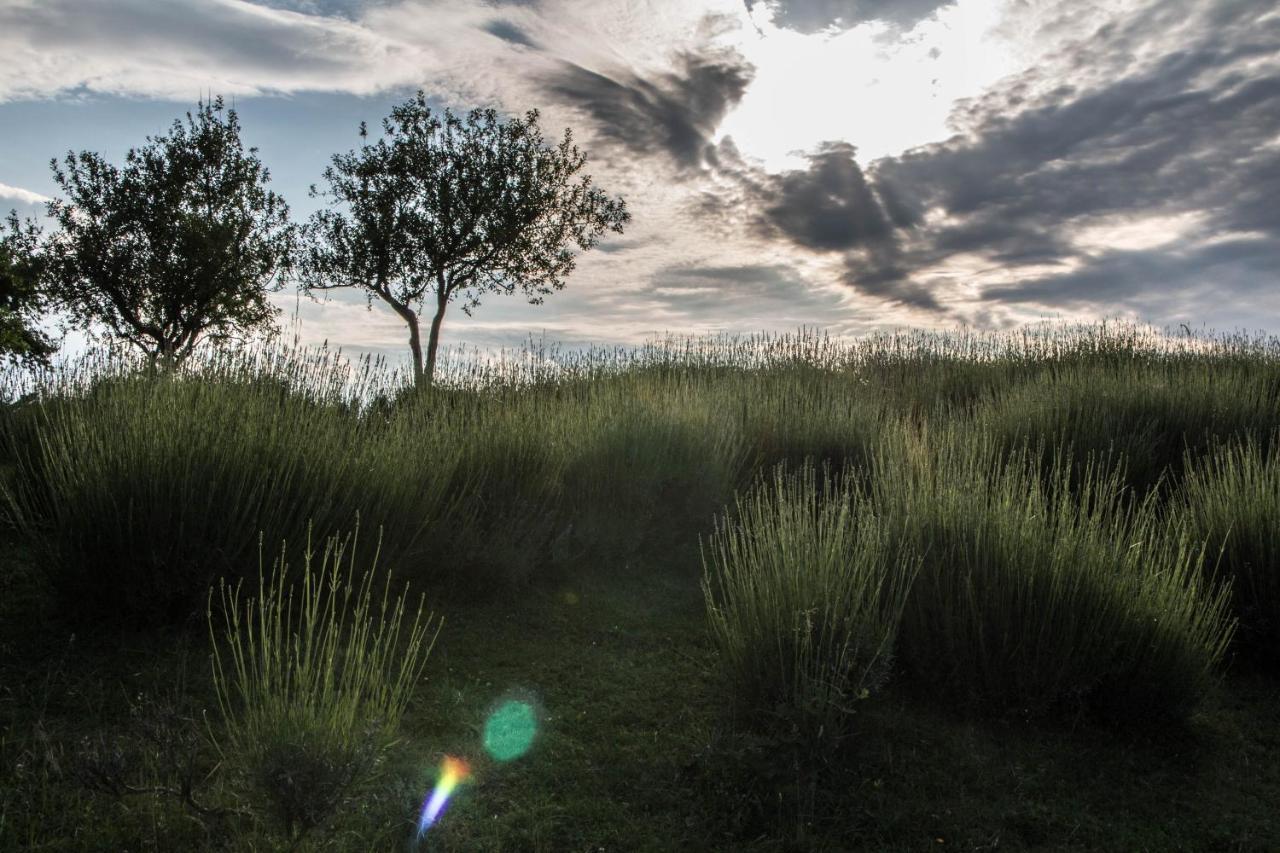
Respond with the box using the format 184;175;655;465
0;181;51;205
720;0;1018;168
1072;211;1208;254
0;0;428;102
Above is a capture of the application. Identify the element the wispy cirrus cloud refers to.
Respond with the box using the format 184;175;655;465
0;182;51;205
542;48;755;171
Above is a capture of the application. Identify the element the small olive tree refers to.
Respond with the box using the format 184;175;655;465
42;97;295;371
0;213;57;367
302;92;629;386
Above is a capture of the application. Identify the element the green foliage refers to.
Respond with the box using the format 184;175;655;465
302;92;629;385
414;389;570;590
6;319;1280;850
1175;433;1280;667
972;360;1280;499
702;462;918;747
0;344;456;626
871;421;1235;722
558;376;746;564
207;522;440;845
0;214;57;367
42;96;295;369
722;368;886;485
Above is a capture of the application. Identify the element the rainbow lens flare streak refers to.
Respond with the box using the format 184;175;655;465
417;755;470;836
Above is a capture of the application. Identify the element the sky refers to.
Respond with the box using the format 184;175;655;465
1;0;1277;368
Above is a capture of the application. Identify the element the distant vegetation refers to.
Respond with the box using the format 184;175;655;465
1;92;627;385
2;320;1279;850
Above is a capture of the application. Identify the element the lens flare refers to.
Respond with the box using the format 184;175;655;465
417;755;470;836
483;700;538;762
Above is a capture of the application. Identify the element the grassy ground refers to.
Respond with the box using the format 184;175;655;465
4;545;1278;851
3;322;1280;850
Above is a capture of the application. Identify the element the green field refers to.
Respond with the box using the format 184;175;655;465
2;321;1278;851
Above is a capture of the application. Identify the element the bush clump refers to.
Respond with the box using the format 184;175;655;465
0;369;454;625
208;522;440;846
971;361;1280;501
1174;433;1280;668
702;462;918;748
871;421;1235;723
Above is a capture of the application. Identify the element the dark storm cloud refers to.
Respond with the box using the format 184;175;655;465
757;142;895;251
846;0;1277;313
981;237;1280;313
482;19;538;49
748;0;956;33
542;50;754;170
701;0;1280;318
702;139;934;310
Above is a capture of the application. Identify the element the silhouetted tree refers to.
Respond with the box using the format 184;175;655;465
302;92;628;386
42;97;295;371
0;213;57;367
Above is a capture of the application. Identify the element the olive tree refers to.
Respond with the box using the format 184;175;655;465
302;92;629;386
42;97;295;371
0;214;57;367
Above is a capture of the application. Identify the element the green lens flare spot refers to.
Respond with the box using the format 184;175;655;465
483;700;538;762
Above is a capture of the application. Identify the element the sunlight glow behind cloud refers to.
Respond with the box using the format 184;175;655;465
721;0;1017;169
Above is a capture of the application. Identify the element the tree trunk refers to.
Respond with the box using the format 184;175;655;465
152;339;178;377
405;310;425;388
424;286;448;386
380;291;426;388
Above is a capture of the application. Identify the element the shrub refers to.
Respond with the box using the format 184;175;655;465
724;369;886;487
395;389;568;593
971;361;1280;501
1175;433;1280;668
559;377;744;564
0;365;455;626
702;462;918;747
871;421;1235;722
207;522;440;846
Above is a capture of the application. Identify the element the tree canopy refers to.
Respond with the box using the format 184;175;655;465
42;97;295;370
302;92;629;385
0;214;57;367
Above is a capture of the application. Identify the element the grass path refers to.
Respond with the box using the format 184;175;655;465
407;561;731;851
3;547;1279;851
404;559;1280;852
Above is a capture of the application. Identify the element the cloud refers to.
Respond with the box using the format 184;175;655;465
746;0;956;34
646;262;860;323
834;0;1280;318
701;137;937;310
754;142;897;251
482;19;539;49
0;0;429;102
981;238;1280;310
542;49;754;170
690;0;1279;322
245;0;372;18
0;182;51;205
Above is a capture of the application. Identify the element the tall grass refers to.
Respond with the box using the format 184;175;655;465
207;522;440;844
721;368;886;483
870;421;1236;721
1174;433;1280;667
557;374;746;564
702;463;918;745
971;360;1280;500
0;349;457;625
3;317;1277;625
